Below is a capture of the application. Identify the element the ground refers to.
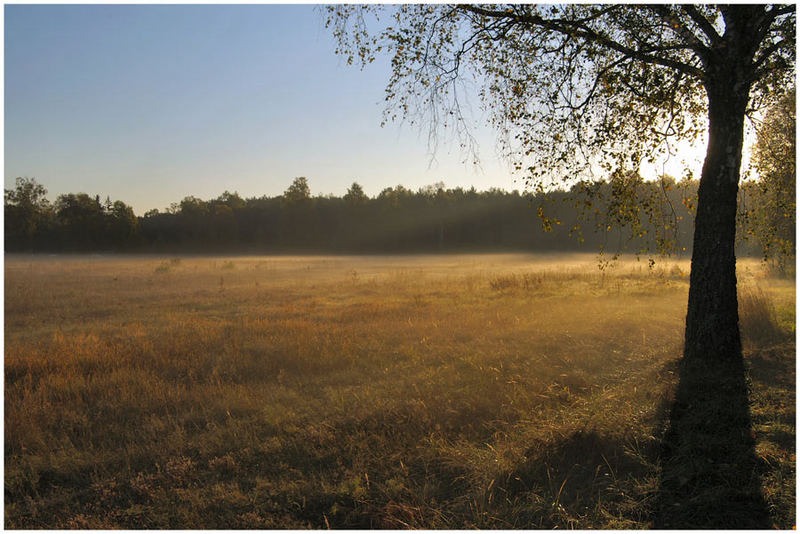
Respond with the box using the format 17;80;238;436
4;253;795;528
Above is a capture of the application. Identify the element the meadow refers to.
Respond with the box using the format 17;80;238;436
5;253;795;528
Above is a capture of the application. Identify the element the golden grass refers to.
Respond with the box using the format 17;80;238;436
4;253;794;528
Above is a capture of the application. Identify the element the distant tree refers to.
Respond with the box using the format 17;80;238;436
106;200;140;249
279;177;314;248
177;196;210;248
328;4;796;362
746;87;796;275
209;204;237;246
377;185;413;208
344;182;368;205
179;196;209;217
215;190;246;211
283;177;312;205
54;193;107;250
4;177;53;251
418;182;446;198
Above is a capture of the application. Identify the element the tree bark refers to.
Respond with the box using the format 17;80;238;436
684;74;751;361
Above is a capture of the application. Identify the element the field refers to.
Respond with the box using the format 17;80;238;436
5;253;795;528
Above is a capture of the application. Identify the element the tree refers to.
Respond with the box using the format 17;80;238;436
5;177;53;250
106;200;141;249
327;5;796;362
54;193;107;250
178;196;210;248
280;177;314;248
283;177;312;205
179;196;209;217
344;182;368;206
747;87;796;274
215;190;246;211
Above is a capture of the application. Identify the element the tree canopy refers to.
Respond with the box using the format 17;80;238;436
745;86;796;273
328;5;793;187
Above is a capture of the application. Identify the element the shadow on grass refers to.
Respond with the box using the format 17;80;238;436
654;355;770;528
495;429;656;528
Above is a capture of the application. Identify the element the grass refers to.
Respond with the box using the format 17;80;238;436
4;253;795;528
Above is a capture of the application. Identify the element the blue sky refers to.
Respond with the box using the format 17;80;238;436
5;4;518;214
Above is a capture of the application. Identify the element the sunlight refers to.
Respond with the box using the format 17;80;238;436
652;135;708;180
643;126;758;182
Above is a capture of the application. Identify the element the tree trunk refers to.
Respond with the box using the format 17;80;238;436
684;77;751;362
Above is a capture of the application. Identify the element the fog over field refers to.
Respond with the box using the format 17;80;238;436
5;2;796;528
5;254;794;528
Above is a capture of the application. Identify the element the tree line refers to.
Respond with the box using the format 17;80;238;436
4;173;789;262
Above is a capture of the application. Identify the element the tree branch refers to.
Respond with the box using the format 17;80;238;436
751;38;791;74
459;5;705;79
767;5;796;19
647;5;710;60
680;6;723;46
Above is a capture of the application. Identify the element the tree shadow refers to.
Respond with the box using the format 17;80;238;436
653;355;770;528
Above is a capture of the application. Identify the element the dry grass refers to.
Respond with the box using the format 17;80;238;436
739;285;790;348
4;253;794;528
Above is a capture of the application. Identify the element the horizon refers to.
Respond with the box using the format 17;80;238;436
7;4;711;215
12;168;704;218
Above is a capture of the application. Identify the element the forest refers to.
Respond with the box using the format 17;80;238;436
3;174;784;260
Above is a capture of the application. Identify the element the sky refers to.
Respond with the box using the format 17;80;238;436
4;4;708;215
